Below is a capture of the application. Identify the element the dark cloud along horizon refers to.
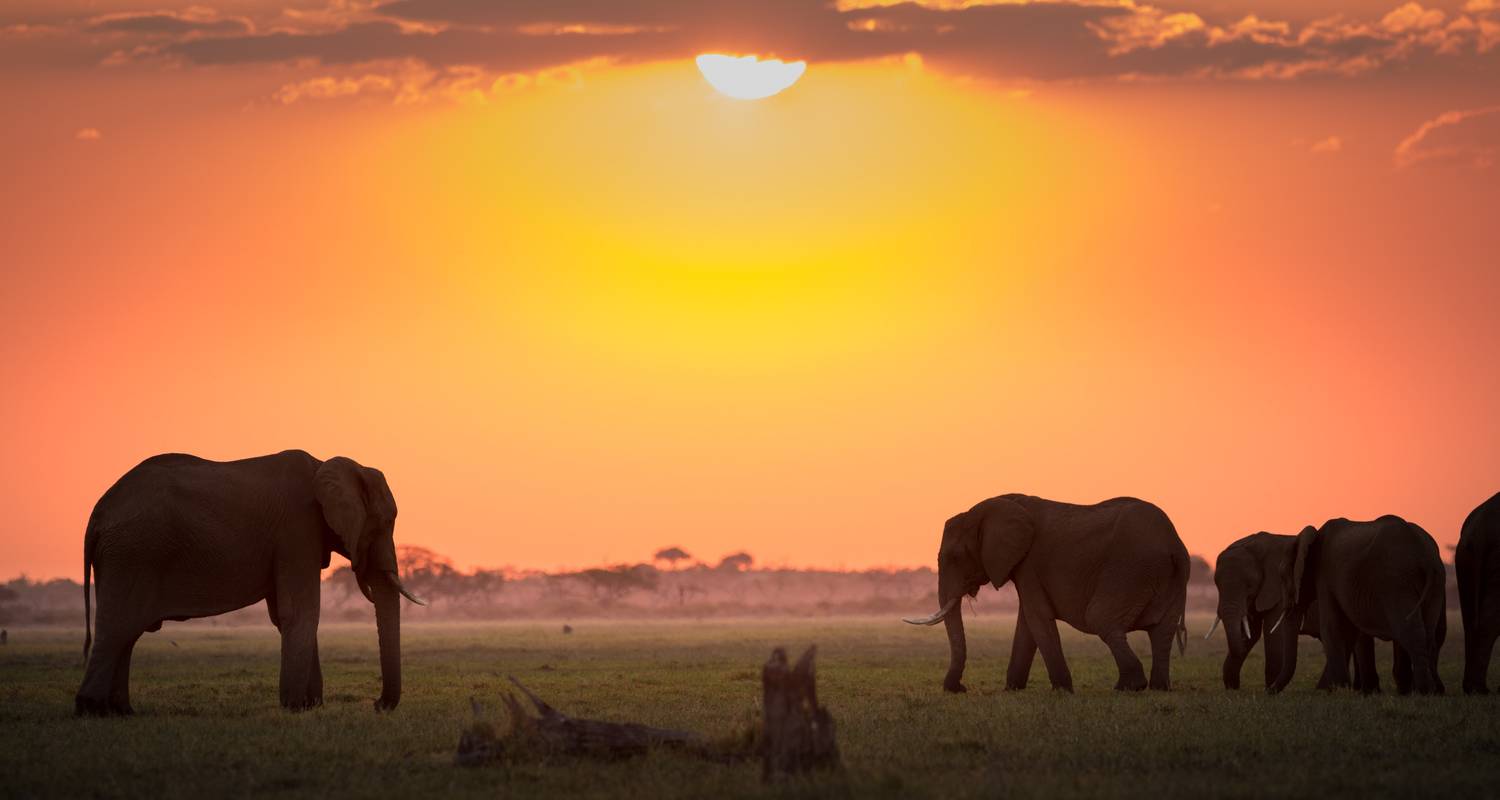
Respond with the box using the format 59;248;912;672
7;0;1500;85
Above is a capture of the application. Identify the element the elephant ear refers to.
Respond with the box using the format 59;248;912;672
1289;525;1319;609
315;457;369;573
978;499;1036;590
1252;534;1284;613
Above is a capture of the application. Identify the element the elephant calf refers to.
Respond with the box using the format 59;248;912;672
904;494;1189;693
75;450;424;715
1283;516;1446;695
1457;491;1500;694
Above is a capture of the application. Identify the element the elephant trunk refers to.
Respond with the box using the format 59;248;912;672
942;598;967;693
1220;601;1250;690
371;573;402;711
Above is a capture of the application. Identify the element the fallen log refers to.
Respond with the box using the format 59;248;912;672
761;646;841;781
456;677;706;765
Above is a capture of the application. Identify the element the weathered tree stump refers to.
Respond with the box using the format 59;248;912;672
761;646;840;781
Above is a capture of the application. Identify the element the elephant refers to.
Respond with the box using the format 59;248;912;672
1282;516;1446;695
1211;532;1378;692
75;450;424;715
1457;491;1500;694
904;494;1189;693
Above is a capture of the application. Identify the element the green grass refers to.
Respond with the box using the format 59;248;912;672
2;615;1497;798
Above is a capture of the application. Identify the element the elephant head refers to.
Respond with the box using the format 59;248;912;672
1212;533;1288;663
903;498;1035;692
314;457;423;711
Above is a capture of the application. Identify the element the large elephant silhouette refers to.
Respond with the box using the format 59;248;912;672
1281;516;1446;695
904;495;1189;693
1457;491;1500;694
75;450;424;715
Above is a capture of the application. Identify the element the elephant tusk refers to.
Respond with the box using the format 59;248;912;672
902;596;961;626
357;577;375;604
386;570;427;606
1204;616;1221;640
1268;610;1286;635
1242;618;1253;640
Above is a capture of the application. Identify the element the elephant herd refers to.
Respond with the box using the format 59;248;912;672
905;492;1500;697
72;450;1500;715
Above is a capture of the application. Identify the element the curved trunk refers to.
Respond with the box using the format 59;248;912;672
1268;606;1301;693
942;601;967;692
371;576;402;710
1220;601;1250;690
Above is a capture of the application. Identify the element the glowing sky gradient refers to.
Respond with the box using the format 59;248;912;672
2;0;1498;579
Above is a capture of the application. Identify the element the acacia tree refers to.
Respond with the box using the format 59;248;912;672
653;547;691;571
717;552;754;573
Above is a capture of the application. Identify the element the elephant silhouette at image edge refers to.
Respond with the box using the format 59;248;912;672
1457;491;1500;694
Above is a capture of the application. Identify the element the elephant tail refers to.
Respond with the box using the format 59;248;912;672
82;526;96;662
1405;559;1440;623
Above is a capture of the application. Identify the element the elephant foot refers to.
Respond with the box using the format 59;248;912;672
1003;682;1027;692
942;681;968;694
1114;673;1148;692
282;695;323;712
1050;682;1074;693
1463;683;1489;695
374;694;401;711
1148;678;1171;691
75;695;115;717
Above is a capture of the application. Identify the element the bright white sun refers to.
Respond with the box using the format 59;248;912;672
695;54;806;100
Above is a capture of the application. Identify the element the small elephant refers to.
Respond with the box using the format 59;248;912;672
1457;491;1500;694
904;495;1189;693
75;450;424;715
1283;516;1446;695
1211;532;1376;692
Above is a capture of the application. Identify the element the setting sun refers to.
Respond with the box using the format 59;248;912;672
695;54;807;99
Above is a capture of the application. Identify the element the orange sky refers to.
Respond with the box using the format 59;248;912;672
2;0;1498;579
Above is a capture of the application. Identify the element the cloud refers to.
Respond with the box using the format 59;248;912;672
1395;105;1500;168
1310;135;1343;153
10;0;1500;88
75;127;101;140
86;9;251;37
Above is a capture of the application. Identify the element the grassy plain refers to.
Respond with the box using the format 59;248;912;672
2;615;1498;798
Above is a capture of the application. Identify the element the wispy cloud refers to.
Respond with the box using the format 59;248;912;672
1395;105;1500;168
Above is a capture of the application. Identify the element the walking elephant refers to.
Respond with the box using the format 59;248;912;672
1281;516;1446;695
1211;532;1377;692
903;495;1189;693
1457;491;1500;694
75;450;424;715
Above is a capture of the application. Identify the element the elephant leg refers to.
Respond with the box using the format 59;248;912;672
76;630;128;715
1318;600;1353;691
1353;635;1379;695
275;567;324;711
1101;629;1146;691
1464;614;1499;695
1147;620;1175;690
1394;643;1413;695
108;632;144;714
1024;612;1072;692
1391;614;1437;695
1262;627;1284;690
1005;611;1037;691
